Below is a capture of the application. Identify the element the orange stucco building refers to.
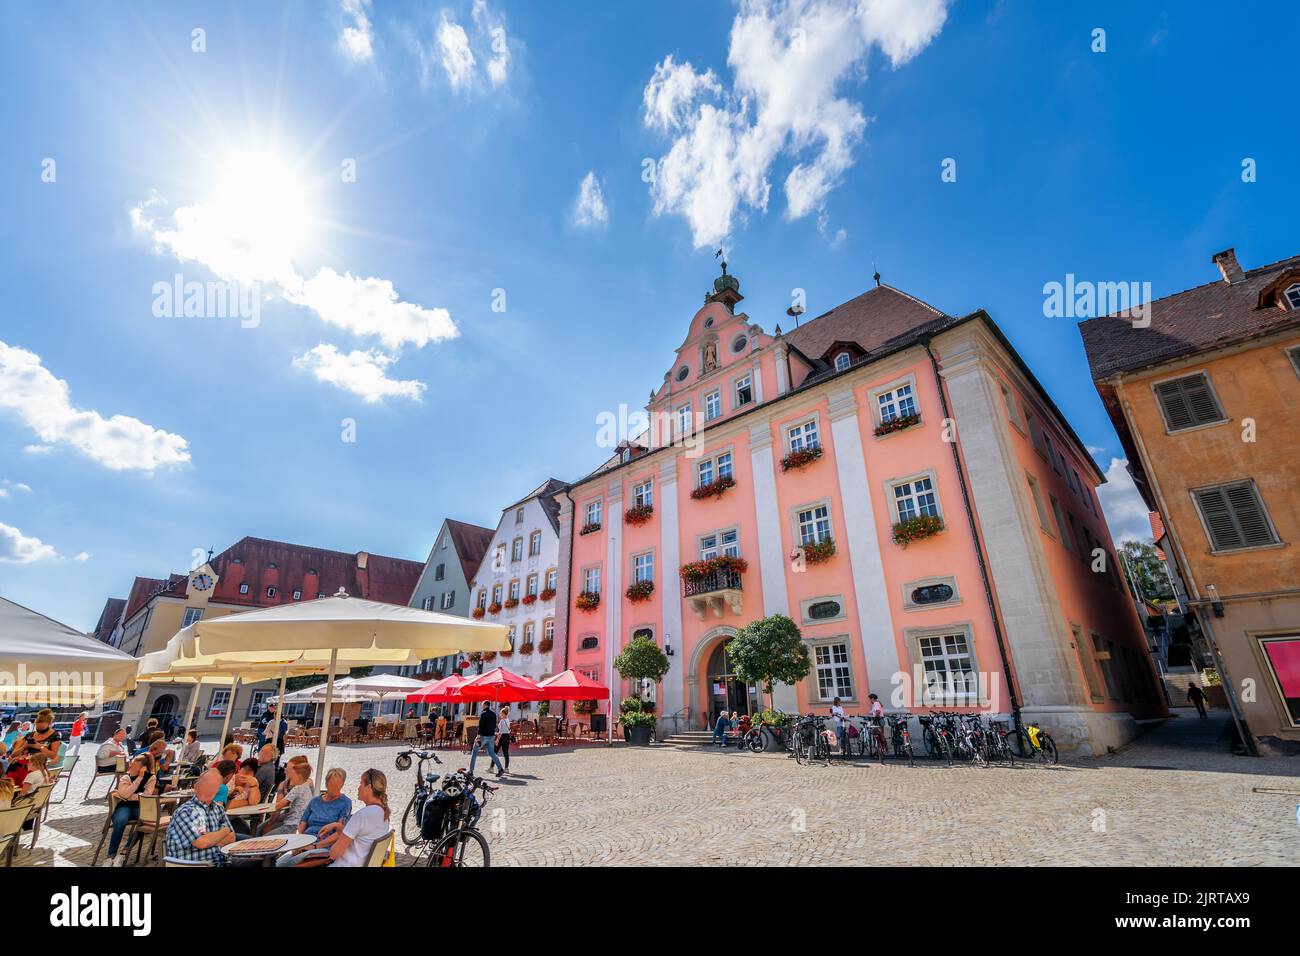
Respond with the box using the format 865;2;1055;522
1081;247;1300;750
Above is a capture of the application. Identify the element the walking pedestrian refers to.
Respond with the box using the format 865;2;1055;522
497;705;513;772
1187;682;1208;718
467;704;505;777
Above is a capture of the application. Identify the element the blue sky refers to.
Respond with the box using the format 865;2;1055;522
1;0;1296;630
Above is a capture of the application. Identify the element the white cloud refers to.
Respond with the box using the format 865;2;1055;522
293;345;426;403
472;0;510;86
23;445;54;456
642;0;949;247
437;15;476;91
1097;457;1153;545
0;340;190;471
573;172;609;229
288;268;457;351
0;522;59;564
133;182;458;400
338;0;376;62
73;551;91;562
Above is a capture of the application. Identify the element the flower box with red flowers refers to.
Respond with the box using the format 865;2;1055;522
797;537;836;565
484;651;497;662
625;580;655;603
539;637;553;653
874;413;921;437
521;594;538;606
575;591;601;612
540;588;556;601
624;503;655;526
471;607;485;620
891;514;944;547
487;601;502;615
502;644;514;656
503;597;519;609
690;475;736;501
580;521;602;535
519;642;535;655
573;699;596;715
780;445;823;472
679;555;749;581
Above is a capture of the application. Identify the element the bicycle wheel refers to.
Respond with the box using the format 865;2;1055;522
427;827;491;868
938;733;953;768
874;732;886;765
1039;733;1059;764
794;732;810;765
1012;729;1036;760
745;729;764;753
400;794;424;847
923;726;940;759
900;739;915;768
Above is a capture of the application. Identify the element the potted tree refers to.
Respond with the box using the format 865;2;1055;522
613;634;670;745
727;614;812;751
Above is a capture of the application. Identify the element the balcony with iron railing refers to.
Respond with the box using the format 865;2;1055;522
681;566;744;620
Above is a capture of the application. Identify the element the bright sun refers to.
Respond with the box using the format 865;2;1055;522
198;149;317;287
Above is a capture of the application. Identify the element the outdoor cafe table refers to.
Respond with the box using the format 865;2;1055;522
220;832;316;866
225;801;277;828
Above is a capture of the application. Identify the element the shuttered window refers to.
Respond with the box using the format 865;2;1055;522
1192;481;1278;551
1154;373;1224;431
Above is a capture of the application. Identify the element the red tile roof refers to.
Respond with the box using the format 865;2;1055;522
91;597;126;644
207;536;423;608
123;574;187;623
1079;253;1300;379
784;284;948;367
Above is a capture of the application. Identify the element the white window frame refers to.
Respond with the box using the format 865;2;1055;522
246;689;272;719
545;568;557;592
697;527;740;561
1284;284;1300;310
181;607;204;628
529;530;542;556
633;479;653;508
901;575;962;612
582;565;602;595
492;583;503;604
509;579;521;601
632;550;655;584
695;448;734;489
207;688;231;719
441;591;455;610
585;498;603;527
512;537;523;562
704;389;722;421
793;500;833;546
834;352;851;372
526;573;539;597
733;374;754;409
869;374;919;426
810;639;855;702
676;403;693;439
543;618;555;643
909;624;981;705
786;417;820;454
887;470;942;524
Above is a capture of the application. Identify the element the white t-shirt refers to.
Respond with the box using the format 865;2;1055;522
95;740;123;767
335;803;389;867
499;717;511;735
21;769;48;795
282;782;314;827
829;705;846;722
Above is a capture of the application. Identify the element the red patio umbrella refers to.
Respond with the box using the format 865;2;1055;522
405;673;467;704
536;668;609;700
454;666;544;703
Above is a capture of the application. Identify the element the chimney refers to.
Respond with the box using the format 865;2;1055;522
1212;247;1243;283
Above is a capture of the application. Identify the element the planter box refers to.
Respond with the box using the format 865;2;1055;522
627;724;654;746
1203;685;1228;710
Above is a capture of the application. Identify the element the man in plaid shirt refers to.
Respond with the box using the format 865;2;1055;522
165;769;236;865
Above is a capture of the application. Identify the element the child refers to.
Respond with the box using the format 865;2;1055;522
0;777;15;810
19;752;49;796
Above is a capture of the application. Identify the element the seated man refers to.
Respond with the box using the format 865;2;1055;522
95;730;128;772
164;768;236;866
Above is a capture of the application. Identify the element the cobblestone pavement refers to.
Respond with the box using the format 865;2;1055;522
17;711;1300;866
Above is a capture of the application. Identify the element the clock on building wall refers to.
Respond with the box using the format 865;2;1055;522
192;573;214;591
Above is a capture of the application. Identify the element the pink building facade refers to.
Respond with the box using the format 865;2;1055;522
554;269;1166;755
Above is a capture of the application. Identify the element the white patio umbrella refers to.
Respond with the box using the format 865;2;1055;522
173;590;509;786
0;597;139;705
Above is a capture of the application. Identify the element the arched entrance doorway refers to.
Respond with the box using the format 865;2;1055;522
704;640;760;727
150;693;179;722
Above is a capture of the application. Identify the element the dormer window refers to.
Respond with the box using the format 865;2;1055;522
834;352;851;372
1285;283;1300;310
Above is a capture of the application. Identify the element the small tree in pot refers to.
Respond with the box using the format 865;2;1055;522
614;635;670;745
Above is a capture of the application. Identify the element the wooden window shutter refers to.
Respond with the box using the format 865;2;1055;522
1155;374;1223;431
1193;481;1276;550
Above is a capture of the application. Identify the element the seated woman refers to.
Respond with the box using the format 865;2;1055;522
226;758;262;811
17;752;50;796
104;752;156;864
147;737;177;790
278;768;389;867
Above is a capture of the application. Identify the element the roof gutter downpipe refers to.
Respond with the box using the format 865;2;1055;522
560;484;577;723
921;339;1023;735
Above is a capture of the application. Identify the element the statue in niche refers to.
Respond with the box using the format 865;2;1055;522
703;339;718;372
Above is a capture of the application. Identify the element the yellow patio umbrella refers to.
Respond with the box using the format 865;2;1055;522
171;590;509;786
0;597;139;706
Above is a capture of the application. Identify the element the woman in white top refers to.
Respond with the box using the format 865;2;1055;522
829;698;848;757
327;767;390;867
497;706;512;774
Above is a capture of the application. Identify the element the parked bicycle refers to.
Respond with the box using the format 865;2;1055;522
886;713;916;766
743;715;794;754
793;714;833;766
1013;719;1059;764
917;713;954;766
396;748;444;847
